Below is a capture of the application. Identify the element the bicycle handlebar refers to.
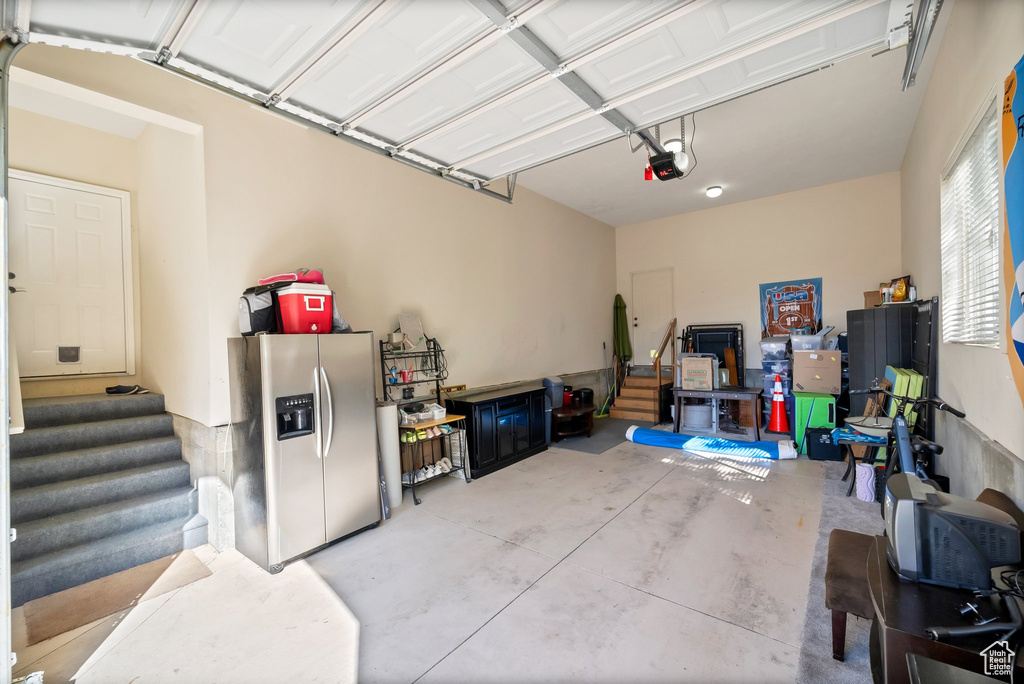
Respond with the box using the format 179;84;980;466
849;387;965;419
934;401;966;419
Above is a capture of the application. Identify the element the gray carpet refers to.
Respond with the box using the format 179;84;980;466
553;417;656;455
797;461;884;683
10;394;206;606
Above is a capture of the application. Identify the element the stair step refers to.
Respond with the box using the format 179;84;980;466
23;393;165;429
613;397;659;410
623;376;669;388
11;437;182;489
12;513;208;606
619;387;659;399
628;364;671;376
13;487;196;562
11;414;174;459
11;461;191;525
609;408;660;421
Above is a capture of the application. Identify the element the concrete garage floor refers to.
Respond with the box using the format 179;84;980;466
12;437;831;683
310;439;827;683
11;546;360;682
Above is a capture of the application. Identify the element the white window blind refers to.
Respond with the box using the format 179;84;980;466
940;98;1002;347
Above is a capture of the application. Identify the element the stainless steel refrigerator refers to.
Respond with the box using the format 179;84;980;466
228;332;380;573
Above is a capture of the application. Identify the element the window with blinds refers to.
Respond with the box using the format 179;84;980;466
940;98;1002;347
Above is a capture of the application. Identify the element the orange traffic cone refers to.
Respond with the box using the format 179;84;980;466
767;374;790;434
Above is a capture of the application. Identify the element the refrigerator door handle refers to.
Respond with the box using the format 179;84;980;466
313;367;323;460
320;366;335;459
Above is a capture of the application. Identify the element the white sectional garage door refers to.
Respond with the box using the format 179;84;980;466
23;0;902;194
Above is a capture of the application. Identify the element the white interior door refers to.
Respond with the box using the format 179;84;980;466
9;171;133;378
631;268;674;367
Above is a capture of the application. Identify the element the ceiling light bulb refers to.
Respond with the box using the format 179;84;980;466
706;185;723;198
674;151;690;172
663;138;683;154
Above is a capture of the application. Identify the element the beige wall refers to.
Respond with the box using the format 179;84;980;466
14;45;616;427
135;125;212;422
900;0;1024;458
616;172;903;366
8;107;145;399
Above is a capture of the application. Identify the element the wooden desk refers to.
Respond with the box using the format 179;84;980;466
867;535;1024;683
551;404;596;442
671;387;761;442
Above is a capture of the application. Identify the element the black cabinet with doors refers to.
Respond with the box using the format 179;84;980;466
446;385;547;478
846;297;938;439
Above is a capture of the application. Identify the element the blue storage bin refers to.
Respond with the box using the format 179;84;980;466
761;360;791;376
763;374;791;397
760;337;789;361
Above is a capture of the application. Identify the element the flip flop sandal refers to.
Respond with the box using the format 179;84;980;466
105;384;150;395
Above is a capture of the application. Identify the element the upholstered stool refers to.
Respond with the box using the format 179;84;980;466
825;528;875;661
824;488;1024;662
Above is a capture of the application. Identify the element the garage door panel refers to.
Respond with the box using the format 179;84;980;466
617;75;712;130
413;79;587;162
523;0;678;62
176;0;370;92
29;0;185;49
464;116;620;179
577;0;852;101
288;0;490;121
358;38;544;143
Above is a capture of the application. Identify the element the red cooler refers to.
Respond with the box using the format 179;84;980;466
276;283;332;333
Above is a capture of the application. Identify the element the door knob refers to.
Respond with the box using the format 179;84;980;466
8;287;25;294
8;272;14;279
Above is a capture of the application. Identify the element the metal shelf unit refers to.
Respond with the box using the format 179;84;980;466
379;337;447;407
398;416;470;505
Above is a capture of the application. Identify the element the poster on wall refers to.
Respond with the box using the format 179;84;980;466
1004;54;1024;407
759;278;823;338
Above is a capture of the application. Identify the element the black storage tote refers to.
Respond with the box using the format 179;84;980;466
806;427;843;461
238;286;279;336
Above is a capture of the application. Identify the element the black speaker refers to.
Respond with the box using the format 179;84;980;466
649;152;681;181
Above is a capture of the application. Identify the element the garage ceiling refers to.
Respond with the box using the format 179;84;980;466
517;41;939;226
20;0;912;200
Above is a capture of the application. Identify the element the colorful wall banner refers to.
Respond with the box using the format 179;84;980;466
1004;54;1024;408
759;278;823;338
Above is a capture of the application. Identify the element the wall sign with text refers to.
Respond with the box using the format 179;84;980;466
759;278;823;338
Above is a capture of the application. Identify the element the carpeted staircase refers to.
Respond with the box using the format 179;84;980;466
10;393;207;606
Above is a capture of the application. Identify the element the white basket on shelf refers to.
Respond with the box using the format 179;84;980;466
425;403;446;421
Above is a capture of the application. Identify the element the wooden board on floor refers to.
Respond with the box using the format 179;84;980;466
20;550;211;646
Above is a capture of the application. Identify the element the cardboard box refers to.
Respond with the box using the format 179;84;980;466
678;357;715;390
864;290;882;308
792;350;841;394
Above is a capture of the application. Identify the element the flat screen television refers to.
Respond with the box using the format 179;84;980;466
884;473;1021;591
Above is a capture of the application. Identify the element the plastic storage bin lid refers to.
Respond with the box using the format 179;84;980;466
760;336;789;348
